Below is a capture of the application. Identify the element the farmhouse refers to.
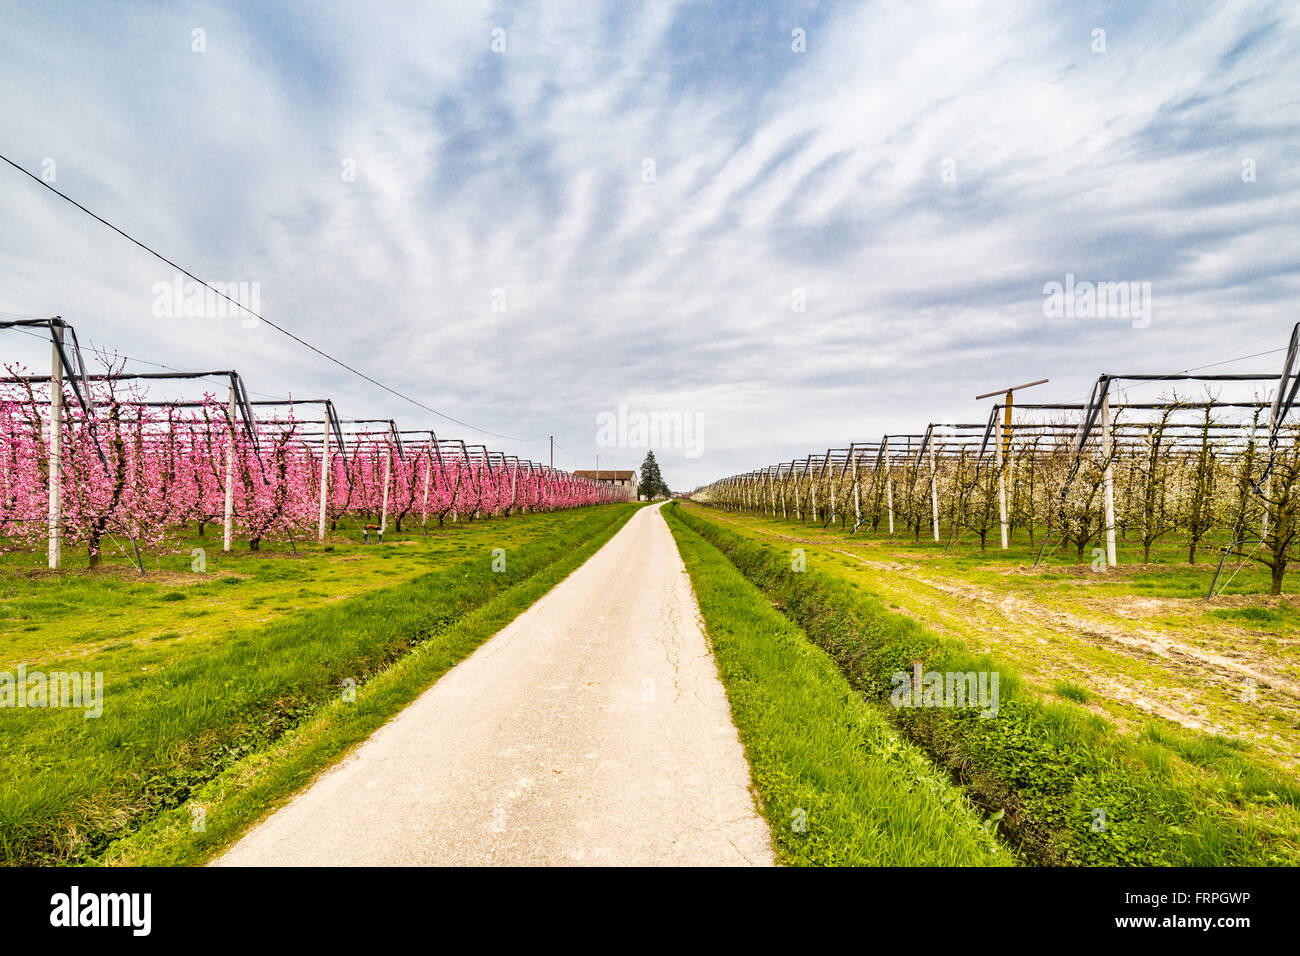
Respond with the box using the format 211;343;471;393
574;469;637;491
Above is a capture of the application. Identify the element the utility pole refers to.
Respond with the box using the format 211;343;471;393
976;378;1049;550
549;435;553;472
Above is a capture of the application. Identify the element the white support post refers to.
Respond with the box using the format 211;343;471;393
379;448;391;534
929;434;940;542
852;457;861;528
420;450;432;527
48;326;64;570
884;441;895;536
1101;391;1117;566
223;384;236;553
317;406;331;542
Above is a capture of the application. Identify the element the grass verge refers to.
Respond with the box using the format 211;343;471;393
672;502;1300;866
665;505;1008;865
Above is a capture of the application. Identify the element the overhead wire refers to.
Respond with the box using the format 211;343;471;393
0;151;541;444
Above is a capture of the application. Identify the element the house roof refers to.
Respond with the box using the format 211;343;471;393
574;469;636;480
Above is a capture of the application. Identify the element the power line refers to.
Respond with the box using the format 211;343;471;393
8;320;563;454
0;151;541;444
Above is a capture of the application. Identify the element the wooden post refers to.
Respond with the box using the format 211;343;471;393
223;384;236;553
1101;391;1117;566
317;404;331;541
929;432;940;542
47;325;64;570
977;381;1049;547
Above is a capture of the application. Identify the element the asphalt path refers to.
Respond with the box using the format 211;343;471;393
215;503;774;866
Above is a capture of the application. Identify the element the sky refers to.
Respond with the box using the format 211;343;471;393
1;0;1297;489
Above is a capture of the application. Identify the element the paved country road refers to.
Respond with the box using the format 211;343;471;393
215;502;775;866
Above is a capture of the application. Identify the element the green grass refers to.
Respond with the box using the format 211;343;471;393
1208;606;1292;626
688;506;1300;769
1053;681;1091;704
0;513;592;672
701;507;1293;597
665;507;1008;865
671;502;1300;866
0;504;641;865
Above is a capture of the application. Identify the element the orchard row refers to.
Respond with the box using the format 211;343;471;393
1;372;629;568
696;355;1300;594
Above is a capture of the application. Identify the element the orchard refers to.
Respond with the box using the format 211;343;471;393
695;329;1300;595
1;318;631;570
